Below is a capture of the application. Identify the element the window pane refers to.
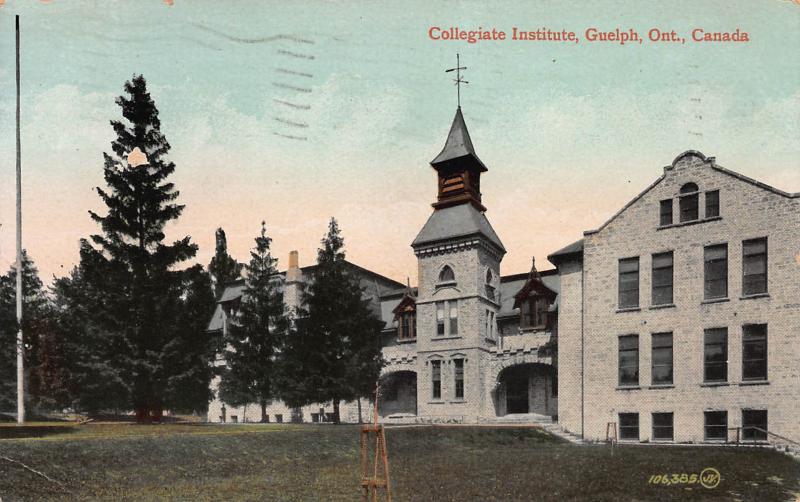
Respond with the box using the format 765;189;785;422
619;413;639;440
652;413;674;440
704;328;728;382
704;245;728;299
705;190;720;218
436;303;445;336
660;199;673;226
742;324;767;380
619;335;639;386
680;193;699;222
652;252;674;305
704;411;728;440
742;410;768;441
449;301;458;335
431;361;441;399
742;238;767;295
454;359;464;399
619;258;640;308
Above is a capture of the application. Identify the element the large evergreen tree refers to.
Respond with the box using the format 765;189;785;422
209;228;243;299
276;218;384;423
221;222;286;422
82;74;197;422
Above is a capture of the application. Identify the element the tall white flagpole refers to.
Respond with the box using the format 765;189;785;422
16;14;26;425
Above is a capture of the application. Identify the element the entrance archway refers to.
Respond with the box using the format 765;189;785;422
495;363;556;417
378;371;417;417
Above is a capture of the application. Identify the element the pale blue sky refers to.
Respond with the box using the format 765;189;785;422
0;0;798;282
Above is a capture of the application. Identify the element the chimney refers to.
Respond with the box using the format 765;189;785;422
286;250;301;282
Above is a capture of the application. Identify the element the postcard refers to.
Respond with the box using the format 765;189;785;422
0;1;798;500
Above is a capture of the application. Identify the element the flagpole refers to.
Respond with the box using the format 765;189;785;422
16;14;25;425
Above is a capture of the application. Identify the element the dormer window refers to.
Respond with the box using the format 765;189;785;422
679;182;699;222
398;312;416;340
521;298;549;330
485;269;495;300
438;265;455;284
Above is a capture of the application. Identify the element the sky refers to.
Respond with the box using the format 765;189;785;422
0;0;798;285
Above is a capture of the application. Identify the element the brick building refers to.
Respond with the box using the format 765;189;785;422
550;151;800;443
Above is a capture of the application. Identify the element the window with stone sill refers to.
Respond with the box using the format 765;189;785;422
397;312;416;340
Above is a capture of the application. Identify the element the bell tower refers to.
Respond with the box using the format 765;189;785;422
430;107;487;212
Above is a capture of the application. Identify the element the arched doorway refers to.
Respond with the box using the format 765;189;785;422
495;363;556;417
378;371;417;417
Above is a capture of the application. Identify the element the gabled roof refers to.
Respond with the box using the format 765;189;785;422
430;107;487;172
584;151;798;236
411;203;505;252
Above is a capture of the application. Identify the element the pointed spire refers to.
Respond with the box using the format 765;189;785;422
528;257;541;281
430;107;487;171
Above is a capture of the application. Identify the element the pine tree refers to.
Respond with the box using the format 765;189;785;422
221;221;286;422
163;265;216;414
209;228;243;299
82;74;197;422
276;218;384;423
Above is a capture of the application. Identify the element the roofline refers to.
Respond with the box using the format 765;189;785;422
500;269;557;283
712;164;799;198
412;230;507;254
584;174;666;236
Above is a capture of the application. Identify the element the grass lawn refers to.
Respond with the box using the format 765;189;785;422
0;423;798;501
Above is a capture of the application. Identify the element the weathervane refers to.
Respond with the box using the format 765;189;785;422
445;53;468;108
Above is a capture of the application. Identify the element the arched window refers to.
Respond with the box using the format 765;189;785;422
679;182;699;222
439;265;455;283
485;269;496;300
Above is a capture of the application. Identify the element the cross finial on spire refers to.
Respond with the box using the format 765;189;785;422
445;53;468;108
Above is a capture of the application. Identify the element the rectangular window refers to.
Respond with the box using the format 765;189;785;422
431;360;441;399
659;199;673;226
704;411;727;441
454;359;464;399
275;414;283;423
436;302;445;336
742;238;767;296
704;244;728;300
619;413;639;440
651;252;674;306
705;190;720;218
742;410;768;441
448;301;458;335
652;412;674;441
651;332;673;385
704;328;728;382
680;192;699;222
742;324;767;381
618;257;640;309
618;335;639;386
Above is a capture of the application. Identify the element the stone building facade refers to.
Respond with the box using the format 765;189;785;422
206;106;560;424
206;109;798;445
550;151;800;444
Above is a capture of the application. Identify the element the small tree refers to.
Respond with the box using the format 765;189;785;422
208;228;243;299
221;222;286;422
276;218;384;423
0;251;61;414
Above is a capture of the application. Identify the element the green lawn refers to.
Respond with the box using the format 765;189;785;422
0;423;797;501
